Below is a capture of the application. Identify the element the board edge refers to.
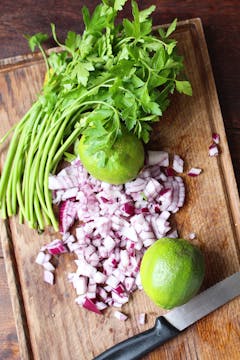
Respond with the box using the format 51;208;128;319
0;219;34;360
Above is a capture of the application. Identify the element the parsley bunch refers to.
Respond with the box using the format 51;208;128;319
0;0;192;231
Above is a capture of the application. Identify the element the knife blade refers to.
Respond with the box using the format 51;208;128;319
93;272;240;360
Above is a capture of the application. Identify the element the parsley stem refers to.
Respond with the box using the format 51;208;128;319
115;36;135;48
143;36;168;48
1;199;7;219
44;116;73;231
38;44;49;72
24;112;49;221
16;181;27;221
52;125;83;168
0;124;18;145
34;192;44;231
78;100;119;116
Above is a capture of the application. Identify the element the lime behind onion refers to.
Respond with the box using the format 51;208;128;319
78;128;145;185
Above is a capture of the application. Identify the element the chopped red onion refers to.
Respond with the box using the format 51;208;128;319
111;291;129;305
35;251;47;265
106;275;120;289
94;271;107;284
82;297;102;315
99;288;108;300
103;235;116;252
47;239;68;255
187;168;202;177
44;270;54;285
61;187;78;201
43;253;52;263
212;133;220;144
147;151;169;167
95;301;108;311
166;167;175;177
75;277;88;295
59;200;77;233
43;262;55;272
188;232;196;240
167;229;178;238
121;202;135;216
138;313;146;325
172;155;184;173
144;178;162;201
209;143;219;157
75;259;97;277
114;310;128;321
39;150;191;314
124;277;135;292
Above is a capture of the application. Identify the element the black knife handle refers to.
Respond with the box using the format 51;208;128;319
93;316;180;360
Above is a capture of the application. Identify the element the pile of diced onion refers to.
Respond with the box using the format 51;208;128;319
36;134;221;317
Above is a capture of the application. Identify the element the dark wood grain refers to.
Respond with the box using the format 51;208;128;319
0;1;239;359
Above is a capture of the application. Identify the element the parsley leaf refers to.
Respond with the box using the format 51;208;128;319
175;80;193;96
166;18;177;38
65;31;81;52
25;32;49;52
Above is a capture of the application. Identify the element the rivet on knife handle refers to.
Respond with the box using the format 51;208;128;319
93;316;180;360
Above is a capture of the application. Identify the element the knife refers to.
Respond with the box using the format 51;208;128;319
93;272;240;360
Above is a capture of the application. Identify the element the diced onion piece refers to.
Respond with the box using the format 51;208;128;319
121;226;138;242
147;151;169;167
209;143;219;157
212;133;220;144
75;260;97;277
114;310;128;321
47;239;67;255
96;302;108;311
138;313;146;325
59;200;77;233
135;273;142;289
94;271;107;284
124;277;135;292
167;229;178;238
122;202;135;216
82;298;102;315
61;187;78;201
44;270;54;285
75;276;88;295
106;275;120;289
111;291;129;305
43;262;55;272
35;251;46;265
103;235;116;252
188;232;196;240
187;168;202;177
99;288;108;300
172;155;184;173
166;167;175;176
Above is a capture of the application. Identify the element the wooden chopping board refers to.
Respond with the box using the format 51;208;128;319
0;18;240;360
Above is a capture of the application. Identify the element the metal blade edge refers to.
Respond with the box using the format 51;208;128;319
164;272;240;331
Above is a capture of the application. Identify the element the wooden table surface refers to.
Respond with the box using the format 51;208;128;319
0;1;239;359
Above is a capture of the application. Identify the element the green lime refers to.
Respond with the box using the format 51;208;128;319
140;237;205;309
78;128;145;184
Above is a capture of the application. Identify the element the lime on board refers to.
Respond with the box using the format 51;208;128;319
78;129;145;184
140;237;205;309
